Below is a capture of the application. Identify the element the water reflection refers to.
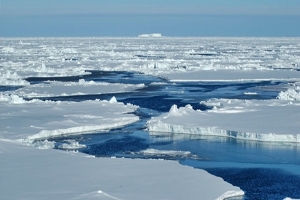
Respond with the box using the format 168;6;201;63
148;132;300;164
49;129;300;166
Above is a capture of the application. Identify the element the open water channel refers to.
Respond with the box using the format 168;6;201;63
27;70;300;200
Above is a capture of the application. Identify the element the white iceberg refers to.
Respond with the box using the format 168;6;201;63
138;33;162;38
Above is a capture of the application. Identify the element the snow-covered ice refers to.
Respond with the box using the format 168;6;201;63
147;98;300;142
160;69;300;82
2;37;300;199
4;80;144;98
0;96;139;141
0;139;244;200
1;37;300;79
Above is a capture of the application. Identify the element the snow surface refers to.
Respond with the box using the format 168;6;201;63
147;98;300;142
160;69;300;82
0;139;244;200
0;96;139;142
3;80;144;98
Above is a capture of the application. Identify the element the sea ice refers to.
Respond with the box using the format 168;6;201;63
4;80;144;98
2;37;300;79
0;139;244;200
159;69;300;82
147;99;300;142
139;148;191;156
3;37;300;199
277;83;300;101
58;140;86;150
0;97;139;141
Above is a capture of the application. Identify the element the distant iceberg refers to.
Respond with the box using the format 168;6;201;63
138;33;162;38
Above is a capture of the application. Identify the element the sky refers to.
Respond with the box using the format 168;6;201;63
0;0;300;37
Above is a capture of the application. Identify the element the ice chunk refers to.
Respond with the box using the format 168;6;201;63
109;96;117;103
58;140;86;150
140;148;191;156
0;71;30;86
8;94;26;104
277;88;300;101
216;190;245;200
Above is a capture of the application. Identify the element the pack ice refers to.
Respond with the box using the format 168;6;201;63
147;96;300;142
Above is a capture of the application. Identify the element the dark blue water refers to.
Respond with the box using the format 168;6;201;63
205;168;300;200
28;70;300;200
26;70;280;112
25;70;165;85
0;86;23;92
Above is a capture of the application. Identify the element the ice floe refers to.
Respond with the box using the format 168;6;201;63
0;139;244;200
159;69;300;82
4;80;144;98
0;97;139;141
147;99;300;142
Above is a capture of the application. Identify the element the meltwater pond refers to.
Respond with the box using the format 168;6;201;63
33;70;300;200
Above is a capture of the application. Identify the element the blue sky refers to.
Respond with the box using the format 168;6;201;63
0;0;300;37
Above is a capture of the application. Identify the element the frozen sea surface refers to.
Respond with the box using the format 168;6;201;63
37;71;300;199
2;37;300;199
